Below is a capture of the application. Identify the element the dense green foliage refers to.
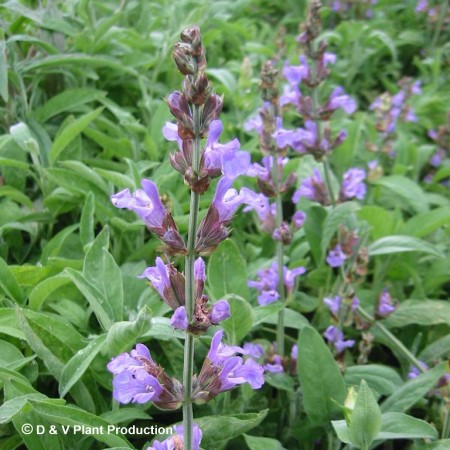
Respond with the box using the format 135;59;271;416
0;0;449;449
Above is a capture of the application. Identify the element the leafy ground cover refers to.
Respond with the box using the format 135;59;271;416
0;0;449;449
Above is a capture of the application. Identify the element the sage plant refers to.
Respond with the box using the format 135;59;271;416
108;26;264;450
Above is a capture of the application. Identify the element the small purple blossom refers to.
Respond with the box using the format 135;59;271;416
416;0;428;13
148;424;203;450
243;343;264;359
111;179;165;229
292;210;307;229
170;306;188;330
327;86;357;114
263;354;284;373
292;168;325;204
211;178;244;222
326;244;347;268
324;325;355;353
324;296;341;316
139;257;170;298
209;300;231;324
408;361;429;379
291;345;298;361
377;289;396;317
340;168;367;200
219;357;265;390
248;262;306;306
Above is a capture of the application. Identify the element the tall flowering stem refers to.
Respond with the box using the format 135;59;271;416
260;62;287;355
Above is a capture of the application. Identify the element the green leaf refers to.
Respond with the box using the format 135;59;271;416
0;257;23;303
358;206;396;240
332;420;352;445
384;300;450;327
59;334;106;398
303;205;327;265
32;88;106;122
344;365;403;396
80;191;95;247
28;274;71;311
401;207;450;237
9;122;40;159
264;372;295;392
195;410;268;449
208;239;249;300
349;380;382;450
376;412;438;440
410;440;450;450
372;175;428;214
0;308;25;339
65;267;113;331
105;306;152;355
244;434;287;450
49;107;104;163
259;308;308;330
322;202;360;256
381;362;447;413
84;227;123;322
0;394;46;424
368;235;444;258
297;326;346;424
221;295;254;344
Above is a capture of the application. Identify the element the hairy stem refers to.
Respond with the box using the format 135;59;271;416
183;104;201;450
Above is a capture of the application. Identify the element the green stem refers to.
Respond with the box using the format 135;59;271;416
323;158;336;207
272;158;286;355
183;104;201;450
442;407;450;438
430;1;449;53
357;306;427;374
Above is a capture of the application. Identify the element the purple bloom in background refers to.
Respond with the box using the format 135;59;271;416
416;0;428;13
263;354;284;373
210;300;231;324
111;179;166;229
430;149;446;167
408;361;429;379
324;295;341;316
292;168;324;203
243;343;264;359
326;244;347;268
248;262;306;306
244;114;263;134
148;424;203;450
139;257;170;298
292;211;307;229
291;345;298;361
324;325;355;353
340;168;367;200
283;55;310;85
327;86;357;114
170;306;188;330
377;289;396;317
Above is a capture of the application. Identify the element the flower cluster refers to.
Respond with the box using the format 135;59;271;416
139;257;230;334
243;342;298;375
148;424;202;450
193;330;264;403
324;325;355;354
423;114;449;185
368;78;421;156
248;262;306;306
376;289;397;318
107;344;183;410
330;0;377;18
416;0;450;25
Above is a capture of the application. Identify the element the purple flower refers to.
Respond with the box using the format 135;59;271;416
326;244;347;268
292;168;325;204
111;179;166;229
219;356;265;389
263;354;284;373
327;86;357;114
408;361;429;379
292;211;306;229
207;330;245;366
416;0;428;13
291;345;298;361
377;289;396;317
209;299;231;324
139;257;170;298
280;84;301;108
324;296;341;316
340;168;367;200
162;121;182;150
243;343;264;359
244;115;263;134
112;369;163;404
204;120;251;180
211;178;244;222
194;257;206;282
283;56;309;85
107;344;165;404
148;424;203;450
241;188;276;232
248;262;305;305
324;325;355;353
170;306;188;330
